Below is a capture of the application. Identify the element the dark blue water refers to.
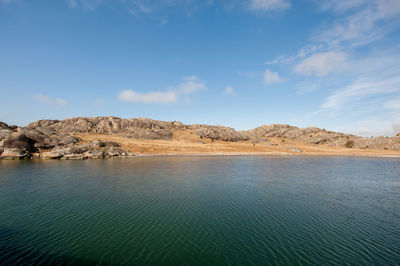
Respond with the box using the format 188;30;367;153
0;156;399;265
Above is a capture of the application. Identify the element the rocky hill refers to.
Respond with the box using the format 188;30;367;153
0;116;399;159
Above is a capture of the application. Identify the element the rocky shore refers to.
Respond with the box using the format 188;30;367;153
0;116;399;159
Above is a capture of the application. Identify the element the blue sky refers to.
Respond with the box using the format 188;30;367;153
1;0;400;136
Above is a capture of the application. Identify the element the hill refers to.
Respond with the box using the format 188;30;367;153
1;117;399;159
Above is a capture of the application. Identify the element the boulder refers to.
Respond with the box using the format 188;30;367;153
84;149;105;159
0;122;10;130
18;128;58;149
41;151;63;159
0;148;29;159
2;133;33;152
89;140;106;148
59;135;80;145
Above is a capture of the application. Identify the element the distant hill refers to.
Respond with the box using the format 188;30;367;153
1;116;399;159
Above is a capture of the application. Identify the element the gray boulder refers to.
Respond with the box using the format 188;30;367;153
2;133;33;152
0;122;10;130
1;148;29;159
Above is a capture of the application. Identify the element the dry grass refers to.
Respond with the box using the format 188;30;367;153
73;130;400;158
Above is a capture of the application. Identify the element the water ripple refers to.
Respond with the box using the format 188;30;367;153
0;156;399;265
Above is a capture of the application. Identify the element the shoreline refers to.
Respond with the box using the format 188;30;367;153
136;152;400;158
2;152;400;160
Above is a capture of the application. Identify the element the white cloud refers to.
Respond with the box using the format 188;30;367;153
178;80;206;95
318;0;400;46
34;95;68;107
294;51;348;77
322;75;400;110
316;0;368;13
118;75;206;104
263;69;283;85
118;90;177;104
224;86;236;96
249;0;291;11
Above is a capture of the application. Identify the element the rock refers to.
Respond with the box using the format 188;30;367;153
0;148;29;159
27;119;60;129
71;143;90;154
0;122;10;130
105;147;125;157
193;125;248;142
244;124;297;139
0;129;13;141
62;154;88;160
2;133;33;152
59;135;80;145
287;147;303;153
89;140;106;148
28;116;184;140
41;151;63;159
84;149;105;159
18;128;58;149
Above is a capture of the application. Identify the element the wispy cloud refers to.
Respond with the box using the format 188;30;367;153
294;51;348;77
321;75;400;110
248;0;291;12
317;0;400;47
178;76;207;95
118;90;177;104
34;94;68;107
224;86;236;96
315;0;368;13
118;75;206;104
263;69;283;85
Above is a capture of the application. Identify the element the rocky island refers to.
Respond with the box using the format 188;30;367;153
1;116;399;159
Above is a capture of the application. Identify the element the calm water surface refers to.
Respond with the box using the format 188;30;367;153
0;156;399;265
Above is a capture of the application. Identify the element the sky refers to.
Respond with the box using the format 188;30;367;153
1;0;400;136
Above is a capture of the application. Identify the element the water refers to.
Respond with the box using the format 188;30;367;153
0;156;399;265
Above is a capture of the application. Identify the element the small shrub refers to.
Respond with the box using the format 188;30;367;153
344;140;354;148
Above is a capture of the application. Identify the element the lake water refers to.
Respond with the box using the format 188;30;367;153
0;156;399;265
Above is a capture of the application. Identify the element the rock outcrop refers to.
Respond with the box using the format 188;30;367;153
191;125;249;142
1;117;400;159
0;119;135;159
27;117;183;140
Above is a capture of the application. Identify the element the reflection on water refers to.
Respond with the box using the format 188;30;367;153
0;156;400;265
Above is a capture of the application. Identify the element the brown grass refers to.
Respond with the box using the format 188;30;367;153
73;130;400;158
